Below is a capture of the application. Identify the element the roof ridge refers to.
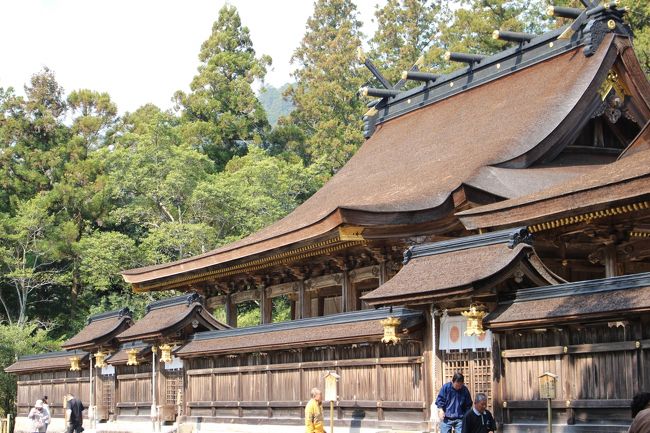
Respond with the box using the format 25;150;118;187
511;271;650;303
87;307;131;324
403;227;531;264
364;3;630;137
145;293;202;313
17;350;87;361
189;307;422;342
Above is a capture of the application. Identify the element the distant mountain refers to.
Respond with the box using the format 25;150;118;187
258;83;294;126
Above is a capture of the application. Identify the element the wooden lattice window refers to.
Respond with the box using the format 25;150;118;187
100;375;115;412
442;349;492;410
165;369;183;405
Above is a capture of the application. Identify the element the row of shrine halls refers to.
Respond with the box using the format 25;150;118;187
7;5;650;433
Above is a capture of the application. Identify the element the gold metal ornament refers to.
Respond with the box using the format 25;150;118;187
159;344;172;364
126;348;139;366
94;351;107;368
69;356;81;371
462;304;488;336
380;316;401;344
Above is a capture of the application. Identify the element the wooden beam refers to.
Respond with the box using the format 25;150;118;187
348;265;380;284
305;273;342;291
266;282;298;298
231;289;261;304
206;295;226;309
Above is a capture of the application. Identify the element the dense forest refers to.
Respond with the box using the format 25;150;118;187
0;0;648;417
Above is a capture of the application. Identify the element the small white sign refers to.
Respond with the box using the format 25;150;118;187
164;356;184;370
101;364;116;375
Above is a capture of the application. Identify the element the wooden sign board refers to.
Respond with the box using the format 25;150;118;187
324;371;340;402
539;372;557;399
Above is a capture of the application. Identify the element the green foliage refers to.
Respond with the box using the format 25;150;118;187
75;231;138;292
621;0;650;77
257;84;294;127
370;0;442;84
438;0;550;65
174;4;271;169
189;145;318;244
285;0;368;176
0;323;60;417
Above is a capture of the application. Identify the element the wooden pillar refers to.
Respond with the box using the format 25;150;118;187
260;286;272;324
604;244;618;278
299;280;311;319
341;269;353;312
317;296;325;317
378;260;387;286
225;293;237;328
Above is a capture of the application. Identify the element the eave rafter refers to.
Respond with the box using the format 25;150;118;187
133;227;367;293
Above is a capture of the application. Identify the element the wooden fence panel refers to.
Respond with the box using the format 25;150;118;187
339;366;375;401
270;369;300;401
188;374;211;402
214;373;237;401
241;372;267;401
382;364;422;401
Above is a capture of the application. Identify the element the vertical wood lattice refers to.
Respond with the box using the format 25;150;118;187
442;349;492;410
164;370;183;405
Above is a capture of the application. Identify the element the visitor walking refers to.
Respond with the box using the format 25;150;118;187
27;399;47;433
305;387;325;433
435;372;473;433
41;396;51;432
65;393;85;433
461;393;495;433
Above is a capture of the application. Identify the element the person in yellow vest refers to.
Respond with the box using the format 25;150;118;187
305;387;325;433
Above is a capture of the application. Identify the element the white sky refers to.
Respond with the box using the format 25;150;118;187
1;0;384;114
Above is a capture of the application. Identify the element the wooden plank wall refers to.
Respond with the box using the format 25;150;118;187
15;369;89;417
496;316;649;430
184;341;426;426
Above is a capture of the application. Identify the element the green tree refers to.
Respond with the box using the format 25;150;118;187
105;105;213;238
0;69;70;211
0;194;60;326
439;0;549;66
370;0;442;84
0;323;60;417
285;0;367;176
189;145;318;244
139;222;217;264
174;4;271;169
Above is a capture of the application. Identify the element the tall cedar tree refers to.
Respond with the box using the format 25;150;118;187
438;0;549;67
174;5;271;169
369;0;443;85
286;0;367;177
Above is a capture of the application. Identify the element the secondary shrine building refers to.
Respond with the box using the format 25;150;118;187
7;5;650;433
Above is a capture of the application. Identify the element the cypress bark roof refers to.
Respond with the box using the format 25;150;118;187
486;272;650;328
62;308;133;351
362;228;562;305
116;293;229;343
122;37;616;290
458;124;650;230
175;307;424;357
5;350;89;374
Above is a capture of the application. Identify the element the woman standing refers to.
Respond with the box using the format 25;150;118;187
27;399;47;433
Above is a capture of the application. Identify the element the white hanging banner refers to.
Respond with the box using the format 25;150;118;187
440;312;491;352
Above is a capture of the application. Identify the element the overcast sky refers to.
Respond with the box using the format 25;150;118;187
1;0;384;114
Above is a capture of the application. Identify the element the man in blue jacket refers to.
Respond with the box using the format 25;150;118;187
435;372;473;433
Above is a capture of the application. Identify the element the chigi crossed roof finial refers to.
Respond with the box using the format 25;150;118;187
359;0;632;139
